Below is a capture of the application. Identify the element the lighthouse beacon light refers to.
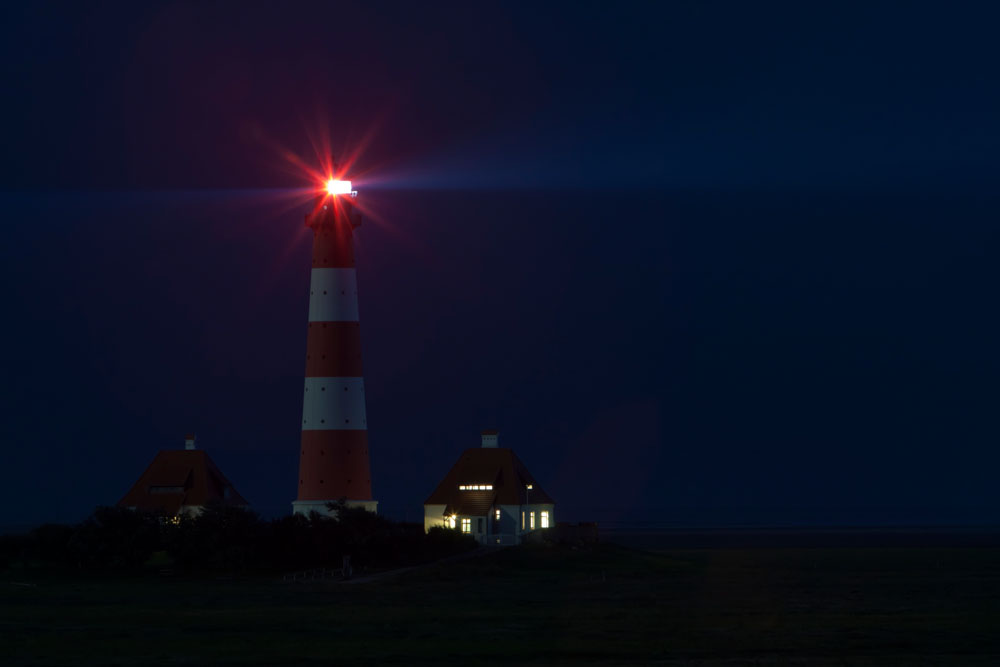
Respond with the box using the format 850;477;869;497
325;179;354;196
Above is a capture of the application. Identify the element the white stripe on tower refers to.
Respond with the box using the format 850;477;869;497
301;374;367;429
307;268;360;322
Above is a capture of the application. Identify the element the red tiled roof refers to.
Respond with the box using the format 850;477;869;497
118;450;249;515
424;448;554;514
445;490;497;517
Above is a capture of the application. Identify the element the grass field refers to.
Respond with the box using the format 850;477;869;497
3;541;1000;665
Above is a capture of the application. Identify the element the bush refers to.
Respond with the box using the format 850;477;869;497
166;504;262;571
67;506;162;570
25;523;76;567
425;526;478;559
4;505;478;576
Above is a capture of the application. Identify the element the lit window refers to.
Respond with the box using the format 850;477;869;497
495;509;501;521
448;516;456;529
461;518;471;533
521;511;525;530
529;511;535;530
541;511;550;528
458;484;493;491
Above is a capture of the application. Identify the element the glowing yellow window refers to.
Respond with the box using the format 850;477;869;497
461;518;471;533
529;511;535;530
540;511;550;528
448;516;456;529
495;509;501;521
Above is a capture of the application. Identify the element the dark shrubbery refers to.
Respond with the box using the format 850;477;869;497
68;506;162;570
1;509;162;572
168;504;264;572
2;503;477;575
425;525;482;559
25;523;77;567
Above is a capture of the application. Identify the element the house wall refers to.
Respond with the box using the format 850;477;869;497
515;504;556;533
499;504;555;542
179;505;203;518
470;515;487;540
498;504;520;536
424;504;447;532
424;503;556;544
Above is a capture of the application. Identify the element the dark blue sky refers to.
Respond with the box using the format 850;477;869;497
2;2;998;527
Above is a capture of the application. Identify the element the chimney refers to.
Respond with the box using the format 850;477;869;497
481;430;499;448
184;433;196;450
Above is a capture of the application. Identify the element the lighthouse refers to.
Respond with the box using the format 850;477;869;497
292;176;378;515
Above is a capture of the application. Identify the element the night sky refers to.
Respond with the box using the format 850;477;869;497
2;2;998;529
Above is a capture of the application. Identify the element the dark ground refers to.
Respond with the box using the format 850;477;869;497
3;532;1000;665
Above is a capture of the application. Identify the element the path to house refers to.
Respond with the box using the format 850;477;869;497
283;545;498;585
343;545;498;584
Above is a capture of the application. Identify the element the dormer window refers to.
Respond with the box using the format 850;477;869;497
458;484;493;491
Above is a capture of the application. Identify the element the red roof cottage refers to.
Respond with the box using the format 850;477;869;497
424;430;555;545
118;435;249;518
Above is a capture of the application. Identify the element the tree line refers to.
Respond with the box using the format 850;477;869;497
0;503;476;574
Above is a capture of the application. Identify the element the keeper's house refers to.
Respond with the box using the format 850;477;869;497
424;430;555;545
118;434;248;518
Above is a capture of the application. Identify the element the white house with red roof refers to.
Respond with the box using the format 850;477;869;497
423;431;555;545
118;435;249;518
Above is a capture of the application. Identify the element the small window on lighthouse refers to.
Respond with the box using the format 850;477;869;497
495;509;501;521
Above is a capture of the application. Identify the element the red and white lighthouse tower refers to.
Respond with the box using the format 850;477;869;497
292;177;378;515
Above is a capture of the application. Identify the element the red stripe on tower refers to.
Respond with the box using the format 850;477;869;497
292;180;378;515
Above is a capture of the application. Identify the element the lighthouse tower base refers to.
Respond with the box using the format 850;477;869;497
292;499;379;517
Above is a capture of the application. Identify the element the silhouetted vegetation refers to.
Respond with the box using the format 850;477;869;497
1;503;476;574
